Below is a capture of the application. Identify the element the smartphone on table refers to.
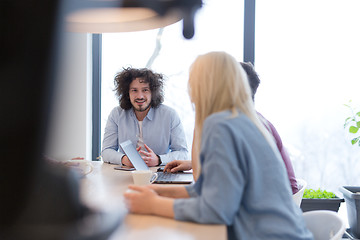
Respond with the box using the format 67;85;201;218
114;165;135;171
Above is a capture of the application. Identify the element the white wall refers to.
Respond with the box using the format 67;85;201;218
45;32;92;161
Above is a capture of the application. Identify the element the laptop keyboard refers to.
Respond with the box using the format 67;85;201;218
154;168;193;184
158;172;176;181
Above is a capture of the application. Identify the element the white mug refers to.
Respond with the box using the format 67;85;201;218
131;170;158;186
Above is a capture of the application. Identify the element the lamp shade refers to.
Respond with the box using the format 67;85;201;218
66;7;182;33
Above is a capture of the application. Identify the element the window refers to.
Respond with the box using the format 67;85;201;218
101;0;244;153
255;0;360;191
100;0;360;192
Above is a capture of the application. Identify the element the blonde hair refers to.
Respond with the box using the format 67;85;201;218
188;51;277;179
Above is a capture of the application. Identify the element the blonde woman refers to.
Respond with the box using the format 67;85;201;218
124;52;313;240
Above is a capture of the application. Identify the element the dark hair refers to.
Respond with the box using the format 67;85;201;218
240;62;261;101
114;67;165;110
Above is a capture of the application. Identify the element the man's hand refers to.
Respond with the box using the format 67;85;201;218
139;144;160;167
121;155;133;167
163;160;192;173
121;146;141;167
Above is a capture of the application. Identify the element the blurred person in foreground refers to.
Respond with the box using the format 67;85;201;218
124;52;313;240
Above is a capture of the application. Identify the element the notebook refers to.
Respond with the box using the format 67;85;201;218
119;140;193;184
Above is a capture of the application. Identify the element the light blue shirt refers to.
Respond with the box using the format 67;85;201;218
174;110;313;240
101;104;188;165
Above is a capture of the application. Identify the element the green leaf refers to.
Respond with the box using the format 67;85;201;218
344;117;353;125
356;111;360;117
344;117;354;128
357;121;360;128
352;138;360;145
349;126;359;133
344;117;356;128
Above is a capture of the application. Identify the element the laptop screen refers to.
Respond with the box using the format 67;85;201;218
120;140;194;184
120;140;149;171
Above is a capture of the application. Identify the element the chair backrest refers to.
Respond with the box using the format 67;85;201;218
293;178;307;206
303;210;346;240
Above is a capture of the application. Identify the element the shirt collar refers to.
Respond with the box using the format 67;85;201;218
130;106;154;121
146;107;154;121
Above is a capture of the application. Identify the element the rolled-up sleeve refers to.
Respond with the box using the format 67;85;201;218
101;109;124;164
158;110;188;164
173;120;245;225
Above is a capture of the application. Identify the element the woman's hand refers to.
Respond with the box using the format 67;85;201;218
164;160;192;173
124;185;159;214
147;184;190;199
124;185;175;218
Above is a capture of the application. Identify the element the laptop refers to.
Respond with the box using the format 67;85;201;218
119;140;193;184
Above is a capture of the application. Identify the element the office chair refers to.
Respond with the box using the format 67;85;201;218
303;210;346;240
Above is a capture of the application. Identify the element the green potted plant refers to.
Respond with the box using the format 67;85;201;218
340;101;360;238
343;100;360;146
300;188;344;212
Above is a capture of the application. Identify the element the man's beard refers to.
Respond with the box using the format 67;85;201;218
134;101;151;112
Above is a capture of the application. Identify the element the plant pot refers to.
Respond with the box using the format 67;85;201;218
300;196;344;212
339;186;360;239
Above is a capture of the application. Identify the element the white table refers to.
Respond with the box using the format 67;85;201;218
79;161;226;240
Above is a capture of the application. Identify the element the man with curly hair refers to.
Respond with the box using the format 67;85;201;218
101;67;188;167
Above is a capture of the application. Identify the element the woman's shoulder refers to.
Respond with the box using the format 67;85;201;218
204;110;258;141
206;110;231;122
205;110;248;127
